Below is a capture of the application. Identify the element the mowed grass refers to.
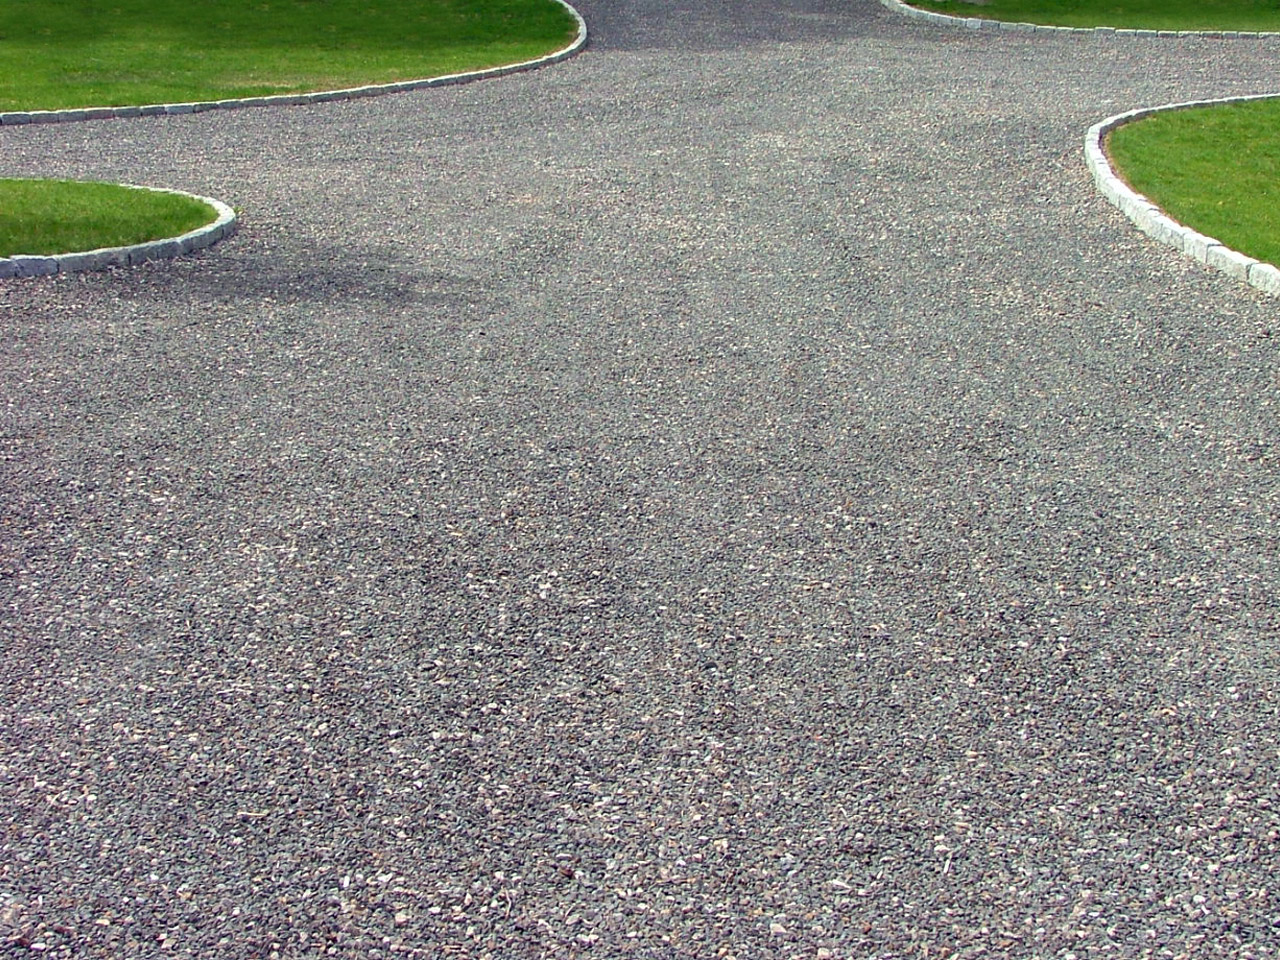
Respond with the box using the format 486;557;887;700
1107;99;1280;267
0;0;579;112
904;0;1280;31
0;179;218;257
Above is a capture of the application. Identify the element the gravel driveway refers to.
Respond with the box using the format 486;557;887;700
2;0;1279;956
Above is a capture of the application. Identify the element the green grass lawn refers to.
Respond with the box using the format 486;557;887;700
1108;98;1280;267
0;179;218;257
0;0;579;112
904;0;1280;31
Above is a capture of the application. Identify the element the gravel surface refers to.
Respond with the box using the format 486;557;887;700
3;1;1280;957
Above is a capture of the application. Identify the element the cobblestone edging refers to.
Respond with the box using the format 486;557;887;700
877;0;1280;37
0;0;588;128
1085;95;1280;299
0;188;237;279
0;0;586;278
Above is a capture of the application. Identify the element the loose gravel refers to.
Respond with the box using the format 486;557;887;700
2;0;1280;957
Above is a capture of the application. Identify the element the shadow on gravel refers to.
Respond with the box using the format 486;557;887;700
128;250;473;313
572;0;879;52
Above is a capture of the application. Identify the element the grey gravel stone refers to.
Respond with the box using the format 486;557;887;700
191;217;236;249
2;2;1280;958
1143;213;1191;250
1205;243;1257;281
126;238;183;264
1248;261;1280;296
1183;231;1221;262
8;254;58;275
53;249;128;272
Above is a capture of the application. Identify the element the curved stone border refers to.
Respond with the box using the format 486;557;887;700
1085;94;1280;298
877;0;1280;37
0;0;588;127
0;186;237;279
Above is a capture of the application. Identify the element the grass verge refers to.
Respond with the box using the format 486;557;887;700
0;179;218;258
0;0;579;112
903;0;1280;31
1107;98;1280;267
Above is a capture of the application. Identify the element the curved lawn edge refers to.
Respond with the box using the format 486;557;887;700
1085;94;1280;299
0;186;237;279
0;0;586;279
876;0;1280;37
0;0;588;127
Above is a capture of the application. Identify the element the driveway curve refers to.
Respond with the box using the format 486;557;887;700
2;0;1279;956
